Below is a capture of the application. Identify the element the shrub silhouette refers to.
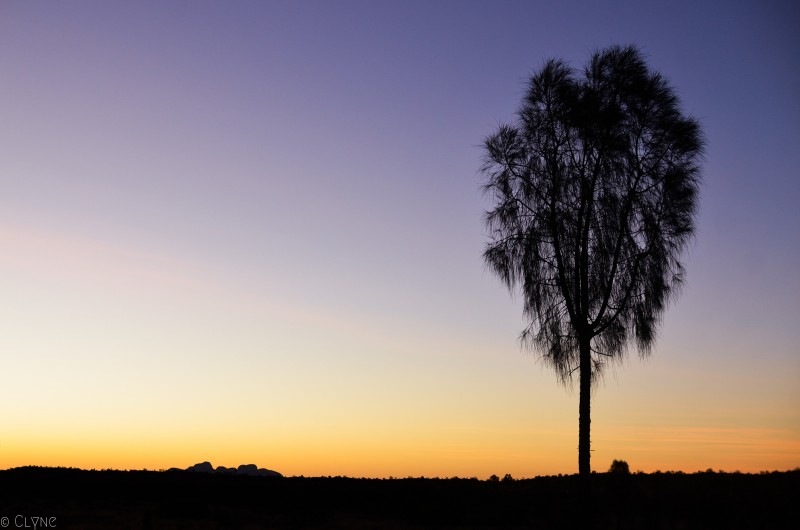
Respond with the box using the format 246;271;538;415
608;459;630;474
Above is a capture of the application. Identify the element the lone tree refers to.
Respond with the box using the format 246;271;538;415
481;45;703;477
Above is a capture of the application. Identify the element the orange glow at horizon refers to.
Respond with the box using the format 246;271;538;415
3;420;797;477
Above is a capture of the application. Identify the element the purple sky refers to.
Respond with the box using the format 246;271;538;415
0;1;797;476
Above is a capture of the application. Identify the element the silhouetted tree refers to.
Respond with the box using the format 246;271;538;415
608;459;630;474
481;45;703;477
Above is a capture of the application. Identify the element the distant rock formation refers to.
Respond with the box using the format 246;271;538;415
187;461;214;473
183;461;282;477
236;464;282;477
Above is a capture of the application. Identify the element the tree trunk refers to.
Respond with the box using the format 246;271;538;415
578;335;592;477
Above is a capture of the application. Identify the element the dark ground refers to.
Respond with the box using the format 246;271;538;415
0;467;797;529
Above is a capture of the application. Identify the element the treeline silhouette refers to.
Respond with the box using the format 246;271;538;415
1;466;797;529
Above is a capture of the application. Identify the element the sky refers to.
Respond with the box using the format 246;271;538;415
0;1;798;478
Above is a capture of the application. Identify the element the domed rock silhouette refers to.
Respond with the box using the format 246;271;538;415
237;463;282;477
186;461;214;473
183;461;282;477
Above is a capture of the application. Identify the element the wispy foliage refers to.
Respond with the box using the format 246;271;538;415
482;45;704;384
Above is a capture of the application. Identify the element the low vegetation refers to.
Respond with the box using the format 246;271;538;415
1;466;797;529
